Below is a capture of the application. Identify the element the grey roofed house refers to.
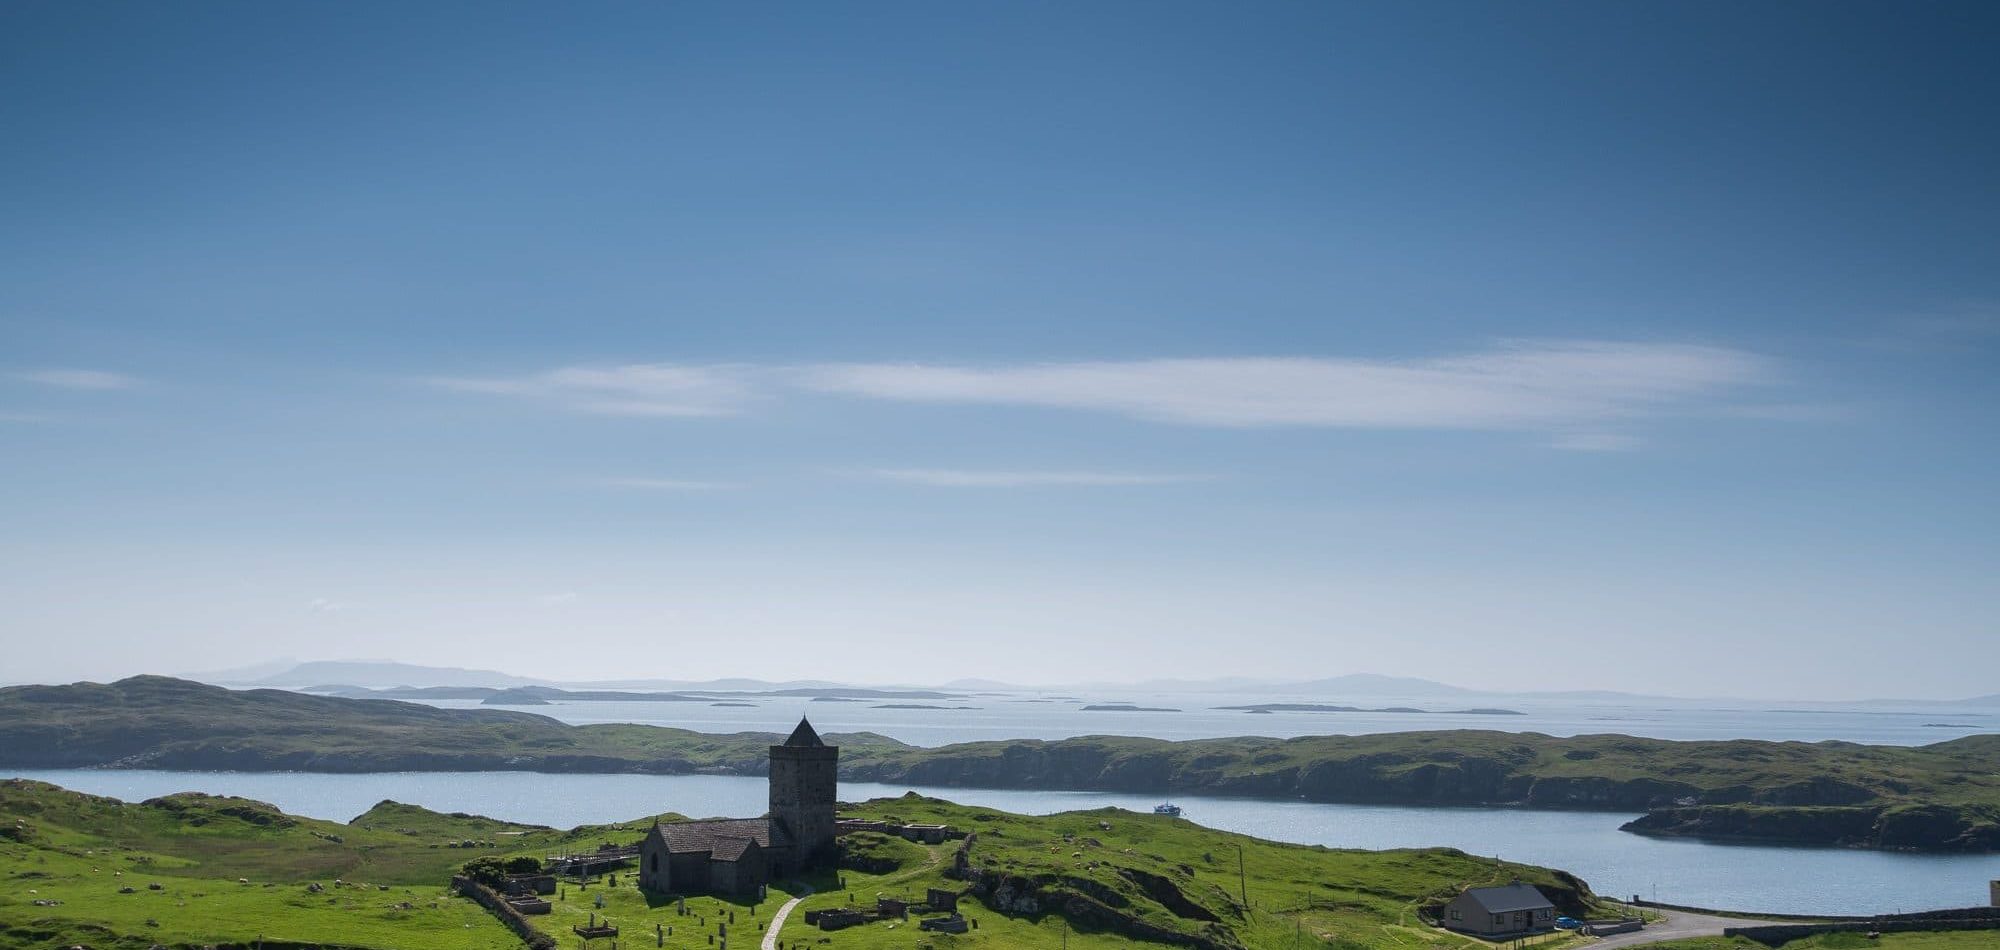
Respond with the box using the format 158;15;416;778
1439;883;1556;936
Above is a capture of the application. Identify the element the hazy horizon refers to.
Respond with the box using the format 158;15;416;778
4;2;1997;697
4;656;1989;708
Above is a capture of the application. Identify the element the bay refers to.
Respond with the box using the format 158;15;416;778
410;693;2000;748
11;768;1998;918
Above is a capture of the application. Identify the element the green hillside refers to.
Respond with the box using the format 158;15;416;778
0;779;514;949
781;795;1603;950
0;779;1613;950
512;794;1610;950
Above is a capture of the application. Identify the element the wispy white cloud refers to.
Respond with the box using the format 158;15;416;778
0;410;51;424
866;468;1209;487
431;341;1783;445
13;369;142;390
430;364;762;417
535;591;579;606
591;477;739;491
306;598;358;613
799;342;1774;429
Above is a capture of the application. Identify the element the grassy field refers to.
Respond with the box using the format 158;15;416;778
502;794;1618;950
807;795;1608;950
2;778;1624;950
4;677;1997;852
0;780;512;948
0;778;687;950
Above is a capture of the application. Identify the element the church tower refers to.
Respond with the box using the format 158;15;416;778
768;717;838;869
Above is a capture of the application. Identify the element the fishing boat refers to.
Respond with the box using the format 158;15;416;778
1153;802;1182;817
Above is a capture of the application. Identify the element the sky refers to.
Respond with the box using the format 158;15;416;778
2;1;1997;699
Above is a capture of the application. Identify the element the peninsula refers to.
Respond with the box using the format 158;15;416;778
0;777;1603;950
3;676;1996;853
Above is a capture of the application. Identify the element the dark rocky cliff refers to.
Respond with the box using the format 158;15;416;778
1622;802;2000;852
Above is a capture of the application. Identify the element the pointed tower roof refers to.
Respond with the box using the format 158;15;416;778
783;717;824;747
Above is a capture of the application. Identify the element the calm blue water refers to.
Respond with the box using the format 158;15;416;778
412;693;2000;748
11;769;1998;918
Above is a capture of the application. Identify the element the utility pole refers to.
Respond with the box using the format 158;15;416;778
1235;843;1248;911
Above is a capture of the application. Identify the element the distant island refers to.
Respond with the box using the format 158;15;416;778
1214;703;1525;716
5;676;1997;853
479;689;551;706
872;703;977;710
1082;703;1181;712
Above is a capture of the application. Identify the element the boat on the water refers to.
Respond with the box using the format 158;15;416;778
1153;802;1182;817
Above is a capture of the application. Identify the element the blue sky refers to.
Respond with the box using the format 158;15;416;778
3;1;1996;697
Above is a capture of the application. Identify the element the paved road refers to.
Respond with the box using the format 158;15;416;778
760;884;814;950
1586;908;1783;948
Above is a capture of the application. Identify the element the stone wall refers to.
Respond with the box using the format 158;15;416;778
1726;918;2000;947
920;914;969;933
501;874;557;896
452;874;560;950
1635;898;2000;924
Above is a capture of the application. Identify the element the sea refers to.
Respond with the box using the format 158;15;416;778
10;689;1998;918
405;688;2000;747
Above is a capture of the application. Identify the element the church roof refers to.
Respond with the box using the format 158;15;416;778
708;835;759;862
783;717;824;747
649;818;790;856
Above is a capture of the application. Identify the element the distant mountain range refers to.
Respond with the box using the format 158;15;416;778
232;660;546;689
312;684;966;705
209;660;859;694
177;659;2000;709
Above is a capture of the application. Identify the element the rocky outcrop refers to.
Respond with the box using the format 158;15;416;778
1621;803;2000;852
1118;867;1219;922
963;871;1241;950
140;792;297;828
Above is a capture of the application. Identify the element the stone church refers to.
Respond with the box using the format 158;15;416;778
637;718;838;897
